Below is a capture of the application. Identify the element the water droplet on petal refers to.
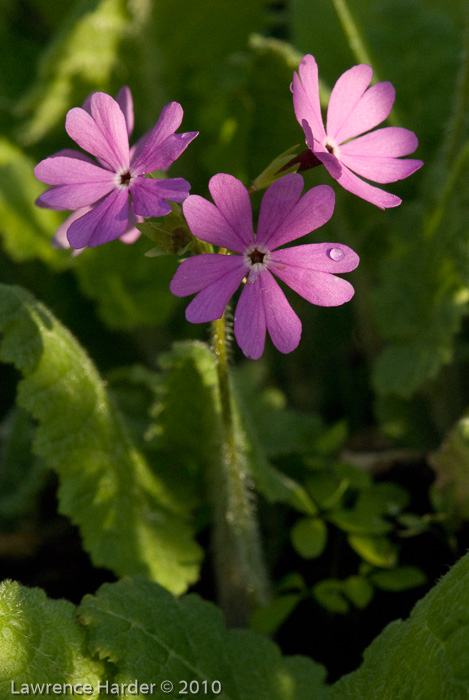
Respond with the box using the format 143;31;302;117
328;247;345;261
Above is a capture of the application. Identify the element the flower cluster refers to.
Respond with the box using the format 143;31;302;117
170;173;359;359
35;87;197;248
292;54;423;209
35;54;423;358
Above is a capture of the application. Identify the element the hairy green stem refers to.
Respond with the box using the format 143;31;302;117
209;313;269;627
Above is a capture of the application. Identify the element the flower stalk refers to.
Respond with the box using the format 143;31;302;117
209;312;269;626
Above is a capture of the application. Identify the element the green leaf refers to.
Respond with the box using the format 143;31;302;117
313;579;350;615
429;415;469;520
0;580;104;696
396;512;430;534
250;594;303;635
0;284;202;594
343;576;374;609
313;576;374;615
327;481;409;536
276;572;307;594
371;566;427;592
328;509;393;536
305;472;349;511
155;341;219;458
347;535;398;568
79;575;330;700
291;517;328;559
311;421;349;456
330;549;469;700
0;138;66;268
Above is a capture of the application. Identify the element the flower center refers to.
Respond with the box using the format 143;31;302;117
249;248;266;265
115;168;135;189
120;170;132;186
244;244;270;283
324;137;339;157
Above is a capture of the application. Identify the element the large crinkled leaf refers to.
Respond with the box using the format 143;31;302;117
0;580;104;697
153;342;220;496
0;138;66;268
330;549;469;700
78;575;330;700
0;283;202;594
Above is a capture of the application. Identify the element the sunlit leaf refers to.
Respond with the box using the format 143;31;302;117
0;284;202;594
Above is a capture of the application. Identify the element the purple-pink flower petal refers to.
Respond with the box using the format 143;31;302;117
88;92;130;168
258;177;335;250
233;279;267;360
131;102;183;173
234;272;302;359
337;164;402;209
270;242;359;274
40;148;97;164
293;54;326;143
36;180;116;210
340;126;419;158
67;188;129;248
271;260;356;306
130;176;189;218
256;173;304;245
208;174;254;248
184;263;247;323
331;80;395;145
183;196;249;254
116;86;134;137
34;156;114;186
326;64;373;142
133;131;198;174
66;95;128;172
339;153;423;184
170;253;246;297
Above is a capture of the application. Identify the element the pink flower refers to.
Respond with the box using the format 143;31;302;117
292;54;423;209
34;87;198;248
170;173;359;359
